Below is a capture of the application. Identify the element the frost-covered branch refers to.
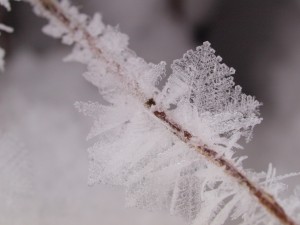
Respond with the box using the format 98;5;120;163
0;0;13;71
22;0;300;224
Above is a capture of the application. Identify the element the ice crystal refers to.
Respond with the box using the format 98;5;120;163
0;48;5;71
74;39;267;224
0;0;13;71
158;41;262;155
0;0;10;11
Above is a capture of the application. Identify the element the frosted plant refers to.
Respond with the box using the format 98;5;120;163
4;0;300;224
0;0;10;10
0;0;13;71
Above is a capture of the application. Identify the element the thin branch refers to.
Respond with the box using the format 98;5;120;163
29;0;298;224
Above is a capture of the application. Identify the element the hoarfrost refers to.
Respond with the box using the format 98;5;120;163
0;0;10;11
0;0;13;71
158;41;262;154
23;1;300;224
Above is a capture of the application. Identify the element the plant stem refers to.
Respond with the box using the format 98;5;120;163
30;0;298;224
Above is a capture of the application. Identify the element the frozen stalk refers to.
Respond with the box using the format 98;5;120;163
22;0;300;224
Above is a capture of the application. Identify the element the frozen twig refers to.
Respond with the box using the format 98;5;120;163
23;0;300;224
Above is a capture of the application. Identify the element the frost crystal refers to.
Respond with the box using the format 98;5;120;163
0;0;10;11
74;39;299;224
0;0;13;71
75;42;266;224
158;41;262;154
0;48;5;71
